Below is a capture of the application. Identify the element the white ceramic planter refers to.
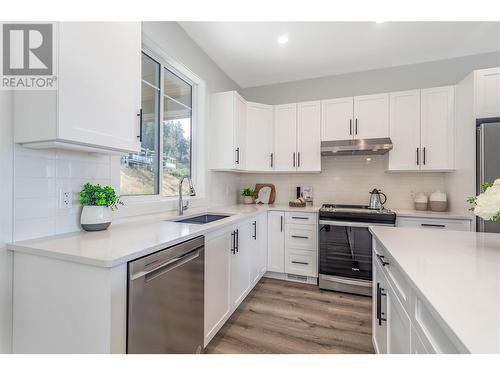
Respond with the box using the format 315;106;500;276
80;206;112;231
243;196;254;204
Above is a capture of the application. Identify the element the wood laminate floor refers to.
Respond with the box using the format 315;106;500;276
205;277;374;354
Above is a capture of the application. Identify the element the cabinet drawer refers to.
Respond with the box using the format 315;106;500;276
285;212;317;225
285;224;317;251
397;217;471;231
373;242;411;311
285;249;317;277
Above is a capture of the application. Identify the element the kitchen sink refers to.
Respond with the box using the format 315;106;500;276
173;214;230;224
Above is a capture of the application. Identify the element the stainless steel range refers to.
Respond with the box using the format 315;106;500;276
318;204;396;296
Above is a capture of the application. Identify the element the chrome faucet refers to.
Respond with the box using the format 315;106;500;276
178;176;196;216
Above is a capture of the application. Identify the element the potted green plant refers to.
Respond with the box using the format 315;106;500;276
241;187;256;204
79;183;123;231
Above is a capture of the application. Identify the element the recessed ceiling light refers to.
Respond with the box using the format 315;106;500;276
277;34;289;44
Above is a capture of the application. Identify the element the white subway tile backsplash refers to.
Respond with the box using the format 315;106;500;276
14;217;55;241
240;155;447;209
14;197;56;220
13;147;114;239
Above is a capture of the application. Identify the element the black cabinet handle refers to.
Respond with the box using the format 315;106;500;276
270;152;274;168
235;148;240;164
252;221;257;240
423;147;426;165
376;254;389;266
376;283;387;326
291;261;309;265
298;152;301;168
292;216;308;220
230;231;235;254
291;235;309;239
349;119;352;135
280;216;283;232
235;229;239;252
293;152;296;167
416;148;420;165
355;118;358;135
137;109;143;142
421;223;446;228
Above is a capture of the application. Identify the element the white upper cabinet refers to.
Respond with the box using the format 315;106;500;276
387;90;421;171
353;93;390;139
321;97;354;141
297;101;321;172
211;91;247;170
273;104;298;172
246;102;274;171
420;86;455;171
14;22;142;154
475;67;500;118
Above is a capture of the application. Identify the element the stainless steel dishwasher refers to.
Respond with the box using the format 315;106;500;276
127;236;204;354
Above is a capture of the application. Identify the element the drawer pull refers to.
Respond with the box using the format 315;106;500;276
421;223;446;228
376;254;389;267
291;261;309;265
291;216;309;220
291;235;309;239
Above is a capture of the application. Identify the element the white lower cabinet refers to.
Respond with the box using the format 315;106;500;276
386;284;411;354
267;211;285;273
372;242;466;354
397;216;472;231
204;230;232;346
204;214;268;347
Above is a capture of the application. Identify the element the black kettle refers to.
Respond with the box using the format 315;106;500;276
369;189;387;210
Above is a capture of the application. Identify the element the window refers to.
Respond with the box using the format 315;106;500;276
121;52;193;197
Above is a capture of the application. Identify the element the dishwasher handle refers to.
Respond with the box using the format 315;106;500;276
130;248;200;282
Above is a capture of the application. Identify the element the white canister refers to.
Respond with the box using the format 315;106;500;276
429;190;447;212
414;193;428;211
80;206;112;231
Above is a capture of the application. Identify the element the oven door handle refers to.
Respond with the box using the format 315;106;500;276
319;220;395;227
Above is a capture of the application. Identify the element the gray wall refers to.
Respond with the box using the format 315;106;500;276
240;51;500;104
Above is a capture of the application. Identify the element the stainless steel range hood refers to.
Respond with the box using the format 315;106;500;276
321;138;393;156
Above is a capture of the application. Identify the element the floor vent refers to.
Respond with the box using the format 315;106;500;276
287;274;307;282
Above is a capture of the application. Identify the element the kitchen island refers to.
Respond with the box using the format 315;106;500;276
370;226;500;354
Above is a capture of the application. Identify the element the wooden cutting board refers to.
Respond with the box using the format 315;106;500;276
254;183;276;204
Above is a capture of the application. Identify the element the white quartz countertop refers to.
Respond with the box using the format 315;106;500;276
7;204;319;268
369;226;500;353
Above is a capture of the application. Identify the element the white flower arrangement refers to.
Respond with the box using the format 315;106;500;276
468;179;500;221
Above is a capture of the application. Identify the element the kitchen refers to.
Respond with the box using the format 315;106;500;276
1;6;500;373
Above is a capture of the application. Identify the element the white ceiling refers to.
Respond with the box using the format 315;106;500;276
179;22;500;88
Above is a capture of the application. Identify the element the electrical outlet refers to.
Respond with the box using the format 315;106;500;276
410;190;416;199
60;190;72;209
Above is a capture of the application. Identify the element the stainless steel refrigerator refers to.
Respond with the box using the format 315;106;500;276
477;121;500;233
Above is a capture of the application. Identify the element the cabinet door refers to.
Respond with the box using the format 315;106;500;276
274;104;297;172
386;285;411;354
387;90;421;171
475;67;500;118
297;101;321;172
58;22;141;153
372;260;388;354
233;93;247;170
204;231;231;346
321;97;354;141
267;211;285;273
420;86;455;171
257;213;268;278
353;93;389;139
246;102;274;171
230;224;252;309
